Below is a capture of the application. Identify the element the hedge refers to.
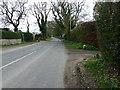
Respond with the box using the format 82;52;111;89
35;34;41;40
0;28;10;31
23;32;33;42
0;30;21;39
94;2;120;66
70;21;98;47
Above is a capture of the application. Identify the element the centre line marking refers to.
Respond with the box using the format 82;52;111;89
0;51;36;70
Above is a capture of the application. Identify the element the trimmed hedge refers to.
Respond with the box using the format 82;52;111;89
70;21;98;47
0;30;21;39
0;30;33;42
23;32;33;42
80;21;98;47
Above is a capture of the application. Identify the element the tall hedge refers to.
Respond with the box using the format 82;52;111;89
94;2;120;66
70;21;98;47
70;25;82;42
79;21;98;46
0;30;21;39
23;32;33;42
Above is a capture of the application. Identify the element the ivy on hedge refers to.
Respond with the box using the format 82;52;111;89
94;2;120;65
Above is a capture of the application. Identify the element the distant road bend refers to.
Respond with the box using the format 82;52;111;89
1;38;67;88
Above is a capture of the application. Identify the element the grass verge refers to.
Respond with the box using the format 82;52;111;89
63;40;99;50
45;38;52;41
84;59;120;88
40;38;52;41
0;40;37;47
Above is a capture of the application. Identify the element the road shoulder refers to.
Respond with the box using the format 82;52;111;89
64;47;99;88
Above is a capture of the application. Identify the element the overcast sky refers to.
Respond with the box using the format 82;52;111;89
0;0;95;33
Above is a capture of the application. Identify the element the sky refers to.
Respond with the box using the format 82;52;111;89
0;0;95;33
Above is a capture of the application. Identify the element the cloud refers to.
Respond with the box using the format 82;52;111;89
0;0;95;33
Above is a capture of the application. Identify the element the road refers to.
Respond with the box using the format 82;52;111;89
1;39;67;88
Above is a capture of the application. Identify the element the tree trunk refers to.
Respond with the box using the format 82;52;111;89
42;27;47;40
65;27;70;40
14;26;18;32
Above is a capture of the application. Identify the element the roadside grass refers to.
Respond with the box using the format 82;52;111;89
63;40;99;50
45;38;52;41
84;59;120;88
40;38;52;41
0;40;37;47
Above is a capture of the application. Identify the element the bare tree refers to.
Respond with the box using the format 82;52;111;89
30;2;51;39
0;0;28;32
51;0;86;40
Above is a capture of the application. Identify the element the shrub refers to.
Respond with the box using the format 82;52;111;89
63;40;99;50
94;2;120;67
82;44;99;50
0;30;21;39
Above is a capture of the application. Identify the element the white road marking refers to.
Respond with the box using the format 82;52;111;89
0;51;36;70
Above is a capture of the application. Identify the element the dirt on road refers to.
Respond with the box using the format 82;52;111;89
64;47;99;88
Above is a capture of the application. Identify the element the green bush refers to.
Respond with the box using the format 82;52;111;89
70;25;83;43
82;44;99;50
94;2;120;66
63;40;99;50
0;30;21;39
23;32;33;42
